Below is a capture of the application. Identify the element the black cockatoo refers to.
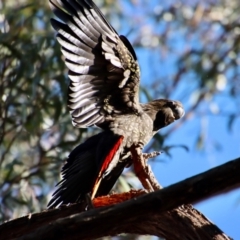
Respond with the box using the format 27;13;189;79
48;0;184;208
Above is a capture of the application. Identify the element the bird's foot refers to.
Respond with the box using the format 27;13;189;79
84;193;94;210
130;145;162;192
142;151;162;161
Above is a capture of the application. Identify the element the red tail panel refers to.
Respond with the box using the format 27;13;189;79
100;136;124;175
91;135;124;198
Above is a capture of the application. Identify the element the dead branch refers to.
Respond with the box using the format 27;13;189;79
1;157;239;240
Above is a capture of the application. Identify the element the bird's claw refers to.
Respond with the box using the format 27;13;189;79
131;145;162;192
84;193;94;210
142;151;162;161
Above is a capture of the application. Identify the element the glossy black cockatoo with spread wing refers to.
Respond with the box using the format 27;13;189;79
48;0;184;208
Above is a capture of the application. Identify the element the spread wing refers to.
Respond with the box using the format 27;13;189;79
49;0;142;128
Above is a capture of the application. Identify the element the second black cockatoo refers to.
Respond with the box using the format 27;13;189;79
48;0;184;208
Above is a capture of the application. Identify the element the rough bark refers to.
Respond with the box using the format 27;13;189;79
1;157;239;240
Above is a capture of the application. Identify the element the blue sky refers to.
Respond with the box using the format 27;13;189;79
157;113;240;239
115;0;240;238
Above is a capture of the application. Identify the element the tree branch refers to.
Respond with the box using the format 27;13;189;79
1;157;239;240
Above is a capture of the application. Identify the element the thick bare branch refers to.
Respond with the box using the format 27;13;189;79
1;157;239;240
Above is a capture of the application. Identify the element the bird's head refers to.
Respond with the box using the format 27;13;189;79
142;99;184;132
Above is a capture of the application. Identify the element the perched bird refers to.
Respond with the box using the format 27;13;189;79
48;0;184;208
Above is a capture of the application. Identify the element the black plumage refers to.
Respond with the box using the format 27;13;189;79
48;0;184;208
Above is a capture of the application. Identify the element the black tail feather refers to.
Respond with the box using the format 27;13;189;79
47;131;128;208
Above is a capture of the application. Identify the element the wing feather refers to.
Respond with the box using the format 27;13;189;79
49;0;142;128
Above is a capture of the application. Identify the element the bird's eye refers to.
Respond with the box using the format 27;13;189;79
168;101;176;108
